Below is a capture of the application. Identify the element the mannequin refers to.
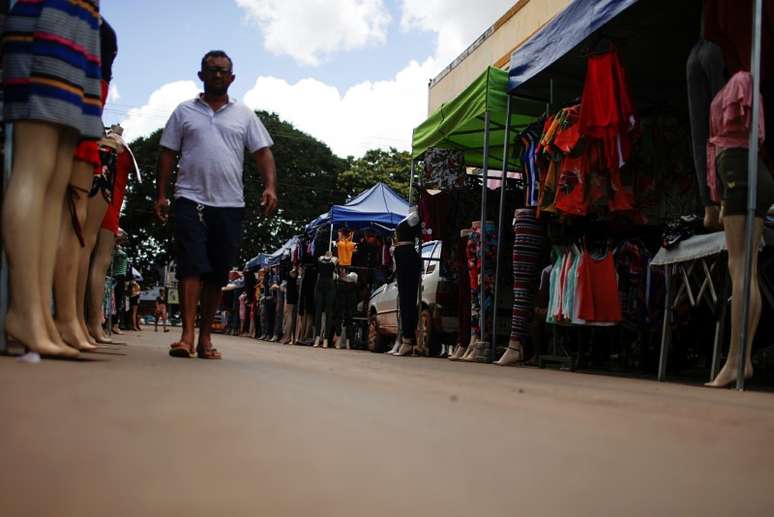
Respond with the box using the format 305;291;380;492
497;209;546;366
59;17;118;347
270;270;284;342
86;126;137;342
281;267;299;344
3;123;80;357
82;134;121;343
705;73;774;387
462;220;497;363
2;2;103;358
448;229;472;361
313;252;337;348
335;270;358;349
297;264;317;344
394;208;422;357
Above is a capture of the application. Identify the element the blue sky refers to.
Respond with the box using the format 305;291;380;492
101;0;514;157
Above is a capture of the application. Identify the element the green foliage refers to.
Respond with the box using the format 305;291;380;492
337;147;412;201
120;111;346;277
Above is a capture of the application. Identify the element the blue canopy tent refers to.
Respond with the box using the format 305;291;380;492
245;253;270;271
306;182;409;234
265;237;299;267
506;0;639;94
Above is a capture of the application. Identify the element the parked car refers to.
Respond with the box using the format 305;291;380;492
368;240;458;354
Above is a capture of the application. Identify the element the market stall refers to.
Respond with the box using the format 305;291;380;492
499;0;772;387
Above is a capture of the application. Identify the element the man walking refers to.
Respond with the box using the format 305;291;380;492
155;50;277;359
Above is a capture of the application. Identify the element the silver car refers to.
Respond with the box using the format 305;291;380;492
368;240;458;354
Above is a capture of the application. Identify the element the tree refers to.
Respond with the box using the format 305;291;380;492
119;110;347;278
337;147;413;201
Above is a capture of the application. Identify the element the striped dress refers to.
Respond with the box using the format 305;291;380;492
2;0;103;139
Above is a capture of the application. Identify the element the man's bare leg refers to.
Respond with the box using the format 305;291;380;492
178;276;201;351
197;280;223;358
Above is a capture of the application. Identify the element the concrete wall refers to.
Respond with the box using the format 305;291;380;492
428;0;572;114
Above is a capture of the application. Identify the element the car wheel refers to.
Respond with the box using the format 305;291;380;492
415;308;433;357
368;313;386;353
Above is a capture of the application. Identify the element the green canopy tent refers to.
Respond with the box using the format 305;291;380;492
409;66;545;359
412;66;544;171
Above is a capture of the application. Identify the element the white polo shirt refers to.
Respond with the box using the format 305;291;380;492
160;95;273;207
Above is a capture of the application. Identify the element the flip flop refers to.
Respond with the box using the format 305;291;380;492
169;342;194;358
196;346;222;360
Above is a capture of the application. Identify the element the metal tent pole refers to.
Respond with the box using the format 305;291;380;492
408;160;416;205
736;0;764;391
328;223;334;254
479;112;491;353
491;96;513;362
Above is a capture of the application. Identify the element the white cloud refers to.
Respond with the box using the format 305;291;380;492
244;57;437;158
234;0;391;66
116;1;519;156
401;0;514;65
120;81;200;143
107;83;121;103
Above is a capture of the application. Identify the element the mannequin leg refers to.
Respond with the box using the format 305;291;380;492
53;161;98;351
324;288;336;347
313;284;324;347
706;216;764;387
81;195;110;342
86;228;116;341
3;121;79;357
498;210;545;366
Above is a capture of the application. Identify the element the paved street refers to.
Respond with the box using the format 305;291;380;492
1;331;774;517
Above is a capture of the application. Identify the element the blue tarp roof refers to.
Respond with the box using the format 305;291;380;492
307;182;409;232
507;0;639;94
245;253;269;270
266;236;299;267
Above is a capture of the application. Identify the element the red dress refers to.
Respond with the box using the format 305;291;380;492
579;50;637;211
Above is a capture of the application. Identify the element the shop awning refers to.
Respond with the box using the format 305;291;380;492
307;182;409;231
412;66;544;169
507;0;640;93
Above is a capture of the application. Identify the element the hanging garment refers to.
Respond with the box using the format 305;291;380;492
423;148;466;190
703;0;773;84
509;209;546;342
456;233;472;348
554;153;591;216
101;149;132;236
576;249;623;323
419;189;451;242
337;233;355;266
579;49;638;211
615;241;650;328
469;221;497;342
2;0;104;139
553;106;582;154
546;250;565;325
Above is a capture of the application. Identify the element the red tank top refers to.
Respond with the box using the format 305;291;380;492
577;250;622;323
